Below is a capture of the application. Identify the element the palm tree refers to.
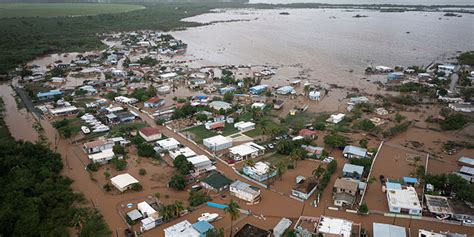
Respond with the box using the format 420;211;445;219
290;148;305;168
259;120;268;141
244;158;256;167
173;200;184;217
266;165;276;188
275;161;286;180
71;208;90;231
312;165;325;179
225;200;240;237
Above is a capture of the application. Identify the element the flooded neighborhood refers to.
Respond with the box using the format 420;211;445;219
0;1;473;237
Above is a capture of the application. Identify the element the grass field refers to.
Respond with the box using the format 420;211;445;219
184;124;239;144
0;3;145;18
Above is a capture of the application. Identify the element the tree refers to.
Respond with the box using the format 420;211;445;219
244;158;256;167
359;139;368;148
78;210;111;237
324;133;348;148
173;155;194;175
312;165;325;179
173;200;184;217
112;145;126;155
206;228;224;237
290;148;306;168
196;113;208;122
169;174;186;190
137;143;156;157
275;161;286;180
223;92;234;103
188;191;210;207
440;113;468;130
139;168;147;176
103;171;110;179
358;203;369;215
111;157;126;171
314;122;326;131
225;200;240;237
131;183;143;191
394;113;406;123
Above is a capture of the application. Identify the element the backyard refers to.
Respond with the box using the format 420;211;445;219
183;124;239;144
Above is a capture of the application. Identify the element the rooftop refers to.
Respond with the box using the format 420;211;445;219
317;216;353;237
425;195;453;215
192;221;214;234
110;173;139;189
373;223;406;237
234;223;270;237
229;142;265;156
164;220;200;237
203;135;232;145
386;187;421;211
343;145;367;157
230;180;260;196
334;178;359;193
201;172;232;190
342;163;364;176
458;156;474;166
140;127;161;136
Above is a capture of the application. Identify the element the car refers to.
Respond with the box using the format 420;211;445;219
124;228;134;237
268;144;274;149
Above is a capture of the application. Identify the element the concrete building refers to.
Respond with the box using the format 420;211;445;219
243;161;276;182
187;155;216;175
203;135;233;151
386;186;422;215
234;121;255;132
316;216;355;237
164;220;200;237
156;138;180;151
292;177;319;200
326;113;345;124
209;101;232;111
169;147;196;160
276;86;294;95
342;163;364;180
230;180;261;204
139;127;162;142
249;84;268;95
333;178;358;207
228;142;265;161
88;148;120;164
343;145;368;159
373;223;406;237
425;195;454;218
110;173;139;192
200;172;232;193
458;156;474;168
144;97;165;108
83;140;115;154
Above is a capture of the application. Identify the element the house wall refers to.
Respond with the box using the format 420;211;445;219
203;140;232;151
140;132;162;142
230;188;260;203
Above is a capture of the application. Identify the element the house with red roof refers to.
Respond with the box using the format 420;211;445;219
144;97;165;108
139;127;162;142
298;129;318;140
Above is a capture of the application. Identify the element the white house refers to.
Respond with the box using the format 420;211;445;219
187;155;216;175
83;140;115;154
317;216;354;237
343;145;368;159
230;180;261;204
309;90;321;101
110;173;139;192
292;177;319;200
114;96;138;104
386;187;422;215
156;138;180;151
326;113;345;124
169;147;196;160
229;142;265;161
164;220;200;237
139;127;162;142
49;106;79;117
209;101;232;111
251;102;266;110
234;121;255;132
88;149;120;164
203;135;233;151
243;161;276;182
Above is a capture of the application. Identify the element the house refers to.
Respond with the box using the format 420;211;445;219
144;97;165;108
274;100;284;110
373;223;406;237
402;177;418;187
309;90;321;101
301;145;324;159
448;103;474;113
88;148;120;164
115;111;137;123
208;101;232;111
292;177;319;200
192;221;215;237
203;135;233;151
234;121;255;132
137;201;158;218
386;186;422;215
326;113;345;124
126;209;143;223
343;145;367;159
79;85;97;94
200;172;232;192
333;178;358;207
243;161;276;182
350;96;369;104
49;106;79;116
342;164;364;180
169;147;196;160
425;195;454;218
110;173;140;192
114;96;138;104
187;155;216;175
139;127;162;142
387;72;405;81
458;156;474;168
298;129;317;139
139;204;163;232
376;107;389;116
204;121;225;130
273;218;292;237
251;102;266;110
229;142;265;161
455;166;474;183
249;84;268;95
375;66;393;72
164;220;199;237
276;86;294;95
234;224;270;237
156;138;180;151
438;64;456;74
316;216;355;237
218;86;236;95
37;90;63;101
160;72;178;81
418;230;466;237
230;180;261;204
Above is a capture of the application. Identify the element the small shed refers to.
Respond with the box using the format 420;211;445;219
273;218;292;237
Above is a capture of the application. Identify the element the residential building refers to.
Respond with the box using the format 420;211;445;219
88;148;120;164
350;96;369;104
37;89;63;101
187;155;216;175
292;177;319;200
169;147;196;159
274;100;284;110
204;120;225;130
298;129;318;139
192;221;214;237
326;113;345;124
386;186;422;215
448;103;474;113
249;84;268;95
160;72;178;81
243;161;276;182
273;218;292;237
276;86;294;95
309;90;321;101
333;178;359;207
49;106;79;116
203;135;233;151
438;64;456;74
251;102;266;110
418;229;467;237
458;156;474;168
302;145;324;159
234;121;255;132
139;127;162;142
234;224;270;237
218;86;235;95
376;107;389;116
229;142;265;161
164;220;200;237
456;166;474;183
114;96;138;104
373;223;406;237
156;138;180;151
425;195;454;218
230;180;261;204
343;145;368;159
316;216;355;237
387;72;405;81
110;173;139;192
209;101;232;111
200;172;232;192
83;140;115;154
342;163;364;180
144;97;165;108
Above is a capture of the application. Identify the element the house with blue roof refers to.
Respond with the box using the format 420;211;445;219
387;72;405;81
402;177;418;186
249;85;268;95
343;145;368;159
37;90;63;101
219;86;236;95
342;163;364;180
192;221;214;237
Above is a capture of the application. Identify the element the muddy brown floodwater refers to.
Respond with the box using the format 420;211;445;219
0;82;38;142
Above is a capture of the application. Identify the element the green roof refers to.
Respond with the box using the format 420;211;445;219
201;172;232;190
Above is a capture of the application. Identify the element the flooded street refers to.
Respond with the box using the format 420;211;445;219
0;83;38;142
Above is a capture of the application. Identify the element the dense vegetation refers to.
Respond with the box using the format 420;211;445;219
0;140;111;236
457;51;474;66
